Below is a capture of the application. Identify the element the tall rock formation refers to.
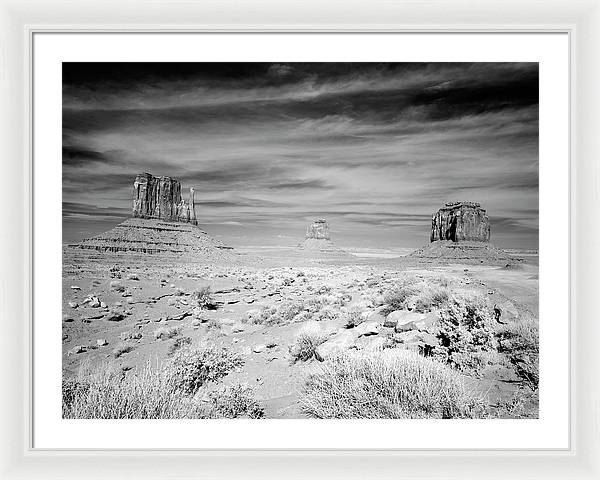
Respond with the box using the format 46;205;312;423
132;173;197;225
306;219;331;240
298;219;346;253
430;201;490;243
410;201;520;264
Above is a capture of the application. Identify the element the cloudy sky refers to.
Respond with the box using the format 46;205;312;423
62;62;538;249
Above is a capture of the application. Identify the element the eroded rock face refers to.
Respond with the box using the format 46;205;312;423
430;202;490;243
306;219;331;240
132;173;197;225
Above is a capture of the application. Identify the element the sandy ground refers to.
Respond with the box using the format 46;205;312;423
62;246;539;418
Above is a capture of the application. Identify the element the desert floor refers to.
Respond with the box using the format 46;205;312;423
62;246;539;418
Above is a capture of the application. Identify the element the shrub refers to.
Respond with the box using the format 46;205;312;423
435;292;497;375
192;286;216;309
206;384;265;419
168;336;192;356
382;285;418;313
153;325;181;340
300;350;487;419
344;306;366;328
112;343;134;358
289;322;329;363
496;317;539;390
168;344;243;395
412;285;451;313
62;361;207;419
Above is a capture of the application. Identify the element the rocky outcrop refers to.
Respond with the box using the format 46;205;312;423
71;218;235;259
298;219;345;253
306;219;331;240
132;173;197;225
430;201;490;243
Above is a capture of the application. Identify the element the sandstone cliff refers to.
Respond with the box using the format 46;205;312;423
430;201;490;243
132;173;197;225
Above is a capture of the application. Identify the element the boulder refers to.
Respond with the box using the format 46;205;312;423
315;329;359;360
355;321;380;337
386;310;424;331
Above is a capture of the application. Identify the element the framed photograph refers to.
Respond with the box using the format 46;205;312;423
1;0;598;479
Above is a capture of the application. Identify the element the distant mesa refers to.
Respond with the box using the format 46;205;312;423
298;219;343;252
133;173;197;225
306;219;331;240
411;201;519;264
430;201;490;243
70;173;234;259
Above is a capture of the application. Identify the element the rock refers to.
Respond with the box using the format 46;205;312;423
355;321;380;337
315;329;359;360
110;281;125;292
221;318;235;326
386;311;423;332
306;219;331;240
62;314;74;323
231;324;245;333
430;201;490;243
244;297;255;304
366;312;385;324
100;302;107;309
127;273;140;280
68;301;78;309
96;338;108;346
89;298;101;308
106;310;125;322
132;172;197;225
67;345;86;355
252;344;266;353
70;285;81;290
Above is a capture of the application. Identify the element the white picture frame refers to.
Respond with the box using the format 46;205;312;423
1;0;598;478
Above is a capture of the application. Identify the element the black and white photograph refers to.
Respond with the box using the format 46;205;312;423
61;62;539;420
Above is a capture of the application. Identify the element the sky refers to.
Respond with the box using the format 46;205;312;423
62;62;539;249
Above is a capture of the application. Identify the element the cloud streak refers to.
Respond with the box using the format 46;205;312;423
62;62;539;248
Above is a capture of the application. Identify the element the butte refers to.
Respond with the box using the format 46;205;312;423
69;173;235;260
409;201;520;265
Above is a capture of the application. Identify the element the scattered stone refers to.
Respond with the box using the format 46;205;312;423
68;301;78;309
67;345;87;355
127;274;140;281
110;281;126;292
231;324;245;333
106;310;125;322
252;344;266;353
96;338;108;347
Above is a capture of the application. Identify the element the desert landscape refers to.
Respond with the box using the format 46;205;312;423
62;62;539;419
62;174;539;419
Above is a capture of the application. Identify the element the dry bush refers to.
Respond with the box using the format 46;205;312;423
168;336;192;356
167;344;243;395
62;361;206;419
344;306;366;328
112;343;134;358
434;292;497;375
191;286;216;309
248;297;335;325
300;350;487;419
153;325;181;340
412;285;451;313
289;322;329;363
206;384;265;419
62;352;261;419
496;317;539;390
